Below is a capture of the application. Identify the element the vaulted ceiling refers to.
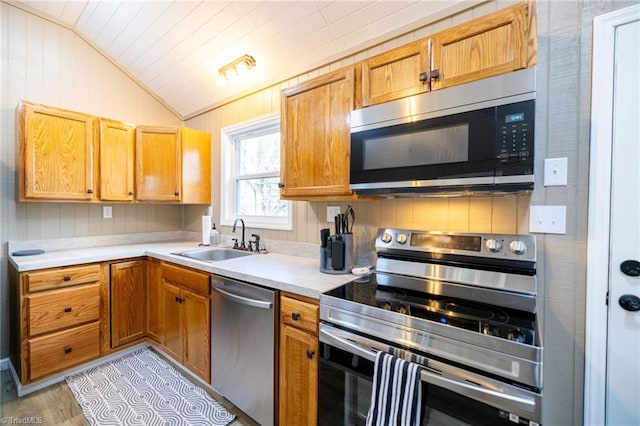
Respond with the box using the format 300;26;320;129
13;0;477;118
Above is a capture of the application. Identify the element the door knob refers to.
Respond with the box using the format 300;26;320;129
620;260;640;277
619;294;640;312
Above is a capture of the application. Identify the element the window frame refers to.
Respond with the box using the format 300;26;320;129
220;112;292;230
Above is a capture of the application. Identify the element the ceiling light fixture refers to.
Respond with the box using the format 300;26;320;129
218;54;256;84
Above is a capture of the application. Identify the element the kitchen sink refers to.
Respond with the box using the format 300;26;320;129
173;248;253;262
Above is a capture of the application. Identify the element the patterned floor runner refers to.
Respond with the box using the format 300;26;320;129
66;348;236;426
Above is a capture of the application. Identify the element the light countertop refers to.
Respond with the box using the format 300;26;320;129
9;238;355;299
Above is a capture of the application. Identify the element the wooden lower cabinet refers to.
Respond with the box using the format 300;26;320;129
29;322;100;380
110;260;146;347
10;263;104;384
279;294;320;426
160;264;211;383
146;259;163;343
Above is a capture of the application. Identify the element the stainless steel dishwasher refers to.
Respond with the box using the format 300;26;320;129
210;275;278;426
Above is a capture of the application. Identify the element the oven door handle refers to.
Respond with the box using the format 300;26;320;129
319;324;541;422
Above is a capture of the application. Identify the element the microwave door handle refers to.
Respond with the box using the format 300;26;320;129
319;326;538;415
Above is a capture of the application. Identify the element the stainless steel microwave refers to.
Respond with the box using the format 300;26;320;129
349;67;536;196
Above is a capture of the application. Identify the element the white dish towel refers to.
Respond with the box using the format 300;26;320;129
366;351;423;426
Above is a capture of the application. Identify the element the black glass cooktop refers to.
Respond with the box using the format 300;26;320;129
324;272;536;345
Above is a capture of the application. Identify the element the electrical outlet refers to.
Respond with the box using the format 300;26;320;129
529;205;566;234
327;206;341;223
103;206;113;219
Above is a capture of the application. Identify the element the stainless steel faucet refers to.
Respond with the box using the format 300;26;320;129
232;218;246;249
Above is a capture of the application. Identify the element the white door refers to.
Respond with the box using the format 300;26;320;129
586;4;640;426
606;15;640;426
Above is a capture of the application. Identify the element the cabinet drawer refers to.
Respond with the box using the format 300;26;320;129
28;321;100;381
162;263;210;295
281;295;319;335
25;264;100;293
27;283;100;336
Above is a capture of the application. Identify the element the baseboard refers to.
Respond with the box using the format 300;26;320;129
13;342;151;397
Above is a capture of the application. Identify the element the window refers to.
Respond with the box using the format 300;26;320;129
220;113;291;230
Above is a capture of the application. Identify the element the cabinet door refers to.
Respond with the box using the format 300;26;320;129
162;281;183;362
361;38;428;107
146;260;163;343
136;126;181;201
183;289;211;383
281;67;355;199
430;2;531;90
18;101;97;201
279;324;318;426
100;119;135;201
110;261;146;347
180;127;211;205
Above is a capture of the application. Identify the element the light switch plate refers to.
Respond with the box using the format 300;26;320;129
103;206;113;219
327;206;341;223
544;157;568;186
529;205;566;234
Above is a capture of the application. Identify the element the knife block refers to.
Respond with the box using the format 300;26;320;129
320;233;353;275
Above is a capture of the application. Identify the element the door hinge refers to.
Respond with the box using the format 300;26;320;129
606;291;609;306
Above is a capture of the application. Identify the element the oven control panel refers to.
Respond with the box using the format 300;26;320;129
376;229;536;262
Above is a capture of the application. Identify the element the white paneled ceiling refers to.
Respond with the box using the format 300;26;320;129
13;0;478;118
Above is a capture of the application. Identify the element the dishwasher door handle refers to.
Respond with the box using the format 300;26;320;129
212;281;273;309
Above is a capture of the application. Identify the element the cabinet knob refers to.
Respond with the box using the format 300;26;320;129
174;191;180;196
64;347;73;354
291;312;300;321
87;189;94;194
63;276;71;281
306;349;315;359
128;191;134;196
278;182;285;189
64;307;72;313
418;69;440;82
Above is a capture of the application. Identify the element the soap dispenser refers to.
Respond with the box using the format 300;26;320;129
210;223;220;246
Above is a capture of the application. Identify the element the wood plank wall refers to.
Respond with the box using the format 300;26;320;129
182;1;528;258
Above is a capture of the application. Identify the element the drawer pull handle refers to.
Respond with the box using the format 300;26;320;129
306;349;315;359
292;312;300;321
63;276;71;281
64;307;72;313
64;347;73;354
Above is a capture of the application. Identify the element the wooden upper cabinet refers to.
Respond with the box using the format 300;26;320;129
361;38;428;107
99;119;135;201
180;127;211;204
135;126;182;202
430;2;533;90
135;126;211;204
17;101;97;201
280;66;355;199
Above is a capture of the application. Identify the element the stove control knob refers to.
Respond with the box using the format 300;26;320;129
507;328;527;343
509;240;528;255
485;239;503;253
381;232;393;244
482;325;500;337
396;233;408;245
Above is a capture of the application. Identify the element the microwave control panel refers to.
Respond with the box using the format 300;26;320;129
496;100;535;164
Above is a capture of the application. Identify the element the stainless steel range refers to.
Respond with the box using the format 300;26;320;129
318;228;542;425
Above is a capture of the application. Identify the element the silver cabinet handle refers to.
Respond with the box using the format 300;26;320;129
212;281;273;309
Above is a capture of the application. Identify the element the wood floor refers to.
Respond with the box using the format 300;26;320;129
1;367;253;426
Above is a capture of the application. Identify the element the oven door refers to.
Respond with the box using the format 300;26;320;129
318;324;542;426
